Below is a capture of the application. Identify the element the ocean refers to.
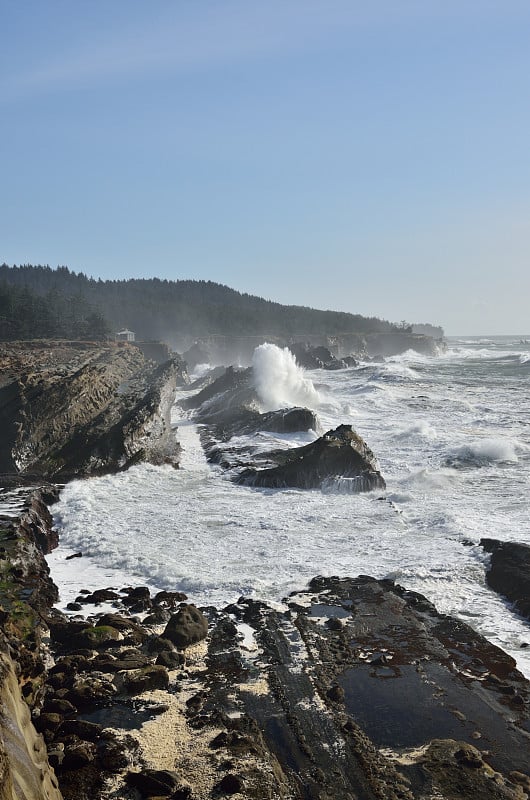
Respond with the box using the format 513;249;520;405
47;336;530;676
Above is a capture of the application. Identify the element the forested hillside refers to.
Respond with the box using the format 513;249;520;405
0;263;403;343
0;278;109;340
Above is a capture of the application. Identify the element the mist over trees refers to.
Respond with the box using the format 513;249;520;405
0;263;418;343
0;277;109;340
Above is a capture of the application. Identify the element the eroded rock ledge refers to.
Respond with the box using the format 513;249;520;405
0;340;187;478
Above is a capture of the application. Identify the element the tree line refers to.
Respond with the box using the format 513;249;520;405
0;263;407;343
0;279;109;341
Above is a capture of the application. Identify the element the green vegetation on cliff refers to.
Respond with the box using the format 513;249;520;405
1;263;408;343
0;276;109;340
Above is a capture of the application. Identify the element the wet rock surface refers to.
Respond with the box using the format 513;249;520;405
181;366;384;492
19;573;529;800
481;539;530;621
288;342;356;370
235;424;386;491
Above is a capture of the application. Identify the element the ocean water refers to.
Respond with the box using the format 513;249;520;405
47;336;530;676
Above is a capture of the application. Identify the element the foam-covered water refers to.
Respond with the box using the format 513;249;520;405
47;336;530;676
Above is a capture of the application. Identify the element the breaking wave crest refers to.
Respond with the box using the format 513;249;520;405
445;438;519;468
252;343;320;412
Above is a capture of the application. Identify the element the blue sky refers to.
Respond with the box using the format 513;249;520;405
2;1;529;334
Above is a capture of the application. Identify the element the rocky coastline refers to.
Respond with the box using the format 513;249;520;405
1;339;530;800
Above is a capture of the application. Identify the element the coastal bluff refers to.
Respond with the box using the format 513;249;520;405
0;340;187;479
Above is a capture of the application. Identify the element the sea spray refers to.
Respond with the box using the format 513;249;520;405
252;343;320;412
47;336;530;678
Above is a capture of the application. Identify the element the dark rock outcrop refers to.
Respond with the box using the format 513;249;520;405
481;539;530;620
162;604;209;649
181;331;441;367
288;342;354;370
180;365;254;414
180;365;322;475
198;576;530;799
0;340;183;479
235;424;386;491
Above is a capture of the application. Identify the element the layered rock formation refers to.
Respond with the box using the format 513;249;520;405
0;340;186;478
235;424;386;491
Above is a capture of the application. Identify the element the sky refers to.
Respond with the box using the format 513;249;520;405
2;1;530;335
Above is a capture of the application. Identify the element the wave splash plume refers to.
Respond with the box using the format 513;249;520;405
252;343;320;412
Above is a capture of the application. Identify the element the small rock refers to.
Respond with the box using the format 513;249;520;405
126;768;184;797
43;697;76;715
58;719;103;742
125;665;170;694
154;589;188;606
82;588;121;604
217;773;243;794
61;738;97;770
156;649;185;669
454;745;483;768
144;606;171;625
74;624;122;648
327;684;345;703
163;604;208;649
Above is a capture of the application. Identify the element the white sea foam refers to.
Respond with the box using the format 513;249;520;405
190;363;213;379
252;343;320;412
446;438;519;467
47;337;530;677
393;422;438;441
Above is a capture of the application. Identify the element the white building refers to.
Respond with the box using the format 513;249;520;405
115;329;135;342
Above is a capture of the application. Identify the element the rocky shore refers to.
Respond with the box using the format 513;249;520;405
2;491;530;800
1;340;530;800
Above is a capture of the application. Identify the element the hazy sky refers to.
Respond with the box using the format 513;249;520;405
2;1;529;335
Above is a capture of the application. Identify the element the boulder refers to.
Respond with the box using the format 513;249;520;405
124;665;170;694
73;625;123;649
235;424;385;492
481;539;530;620
126;768;190;798
162;604;208;649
